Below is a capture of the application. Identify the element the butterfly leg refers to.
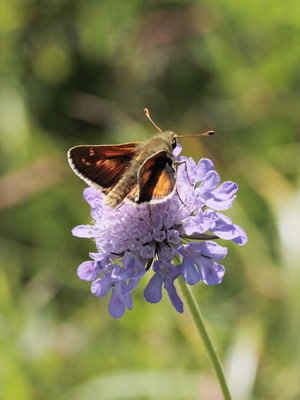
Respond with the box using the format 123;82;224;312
175;186;189;208
147;203;155;227
172;160;191;207
174;160;193;186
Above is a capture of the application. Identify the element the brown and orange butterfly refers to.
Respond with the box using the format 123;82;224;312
68;109;214;208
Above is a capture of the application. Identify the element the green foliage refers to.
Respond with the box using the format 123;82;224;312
1;0;300;399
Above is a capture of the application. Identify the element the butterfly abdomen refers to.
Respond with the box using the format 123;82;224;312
104;158;142;207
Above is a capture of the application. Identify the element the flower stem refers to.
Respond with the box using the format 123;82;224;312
178;278;232;400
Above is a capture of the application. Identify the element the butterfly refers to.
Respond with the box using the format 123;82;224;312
68;109;214;208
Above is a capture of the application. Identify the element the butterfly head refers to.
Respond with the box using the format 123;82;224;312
159;130;178;151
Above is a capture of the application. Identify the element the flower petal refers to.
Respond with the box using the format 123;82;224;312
199;170;220;192
126;292;133;311
196;158;214;180
164;280;184;313
231;225;248;245
144;274;163;303
205;196;236;211
91;275;113;297
126;278;140;293
180;258;201;285
173;143;182;156
77;261;101;281
198;241;228;261
212;181;238;199
198;258;225;285
159;245;176;262
72;225;93;238
183;209;217;236
108;284;128;318
211;214;247;245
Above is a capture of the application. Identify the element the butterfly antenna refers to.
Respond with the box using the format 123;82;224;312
176;130;215;138
144;108;162;132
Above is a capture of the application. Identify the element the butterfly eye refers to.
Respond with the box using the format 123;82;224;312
171;138;177;149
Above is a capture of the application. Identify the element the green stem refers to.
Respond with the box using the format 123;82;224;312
178;278;232;400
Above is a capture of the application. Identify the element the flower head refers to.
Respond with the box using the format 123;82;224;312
72;150;247;318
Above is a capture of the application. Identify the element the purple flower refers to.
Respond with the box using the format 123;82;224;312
144;260;183;313
178;241;226;285
72;151;247;318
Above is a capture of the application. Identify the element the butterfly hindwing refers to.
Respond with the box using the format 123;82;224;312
68;143;139;193
127;151;176;203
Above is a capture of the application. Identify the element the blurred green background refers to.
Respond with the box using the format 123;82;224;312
1;1;300;399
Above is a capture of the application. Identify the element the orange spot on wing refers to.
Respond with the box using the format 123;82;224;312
152;169;173;198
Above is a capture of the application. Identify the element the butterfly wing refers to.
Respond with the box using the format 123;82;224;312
127;151;176;204
68;143;139;194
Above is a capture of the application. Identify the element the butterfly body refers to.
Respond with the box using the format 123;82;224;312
68;130;178;208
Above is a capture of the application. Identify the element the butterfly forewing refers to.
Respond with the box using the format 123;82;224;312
68;143;139;193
